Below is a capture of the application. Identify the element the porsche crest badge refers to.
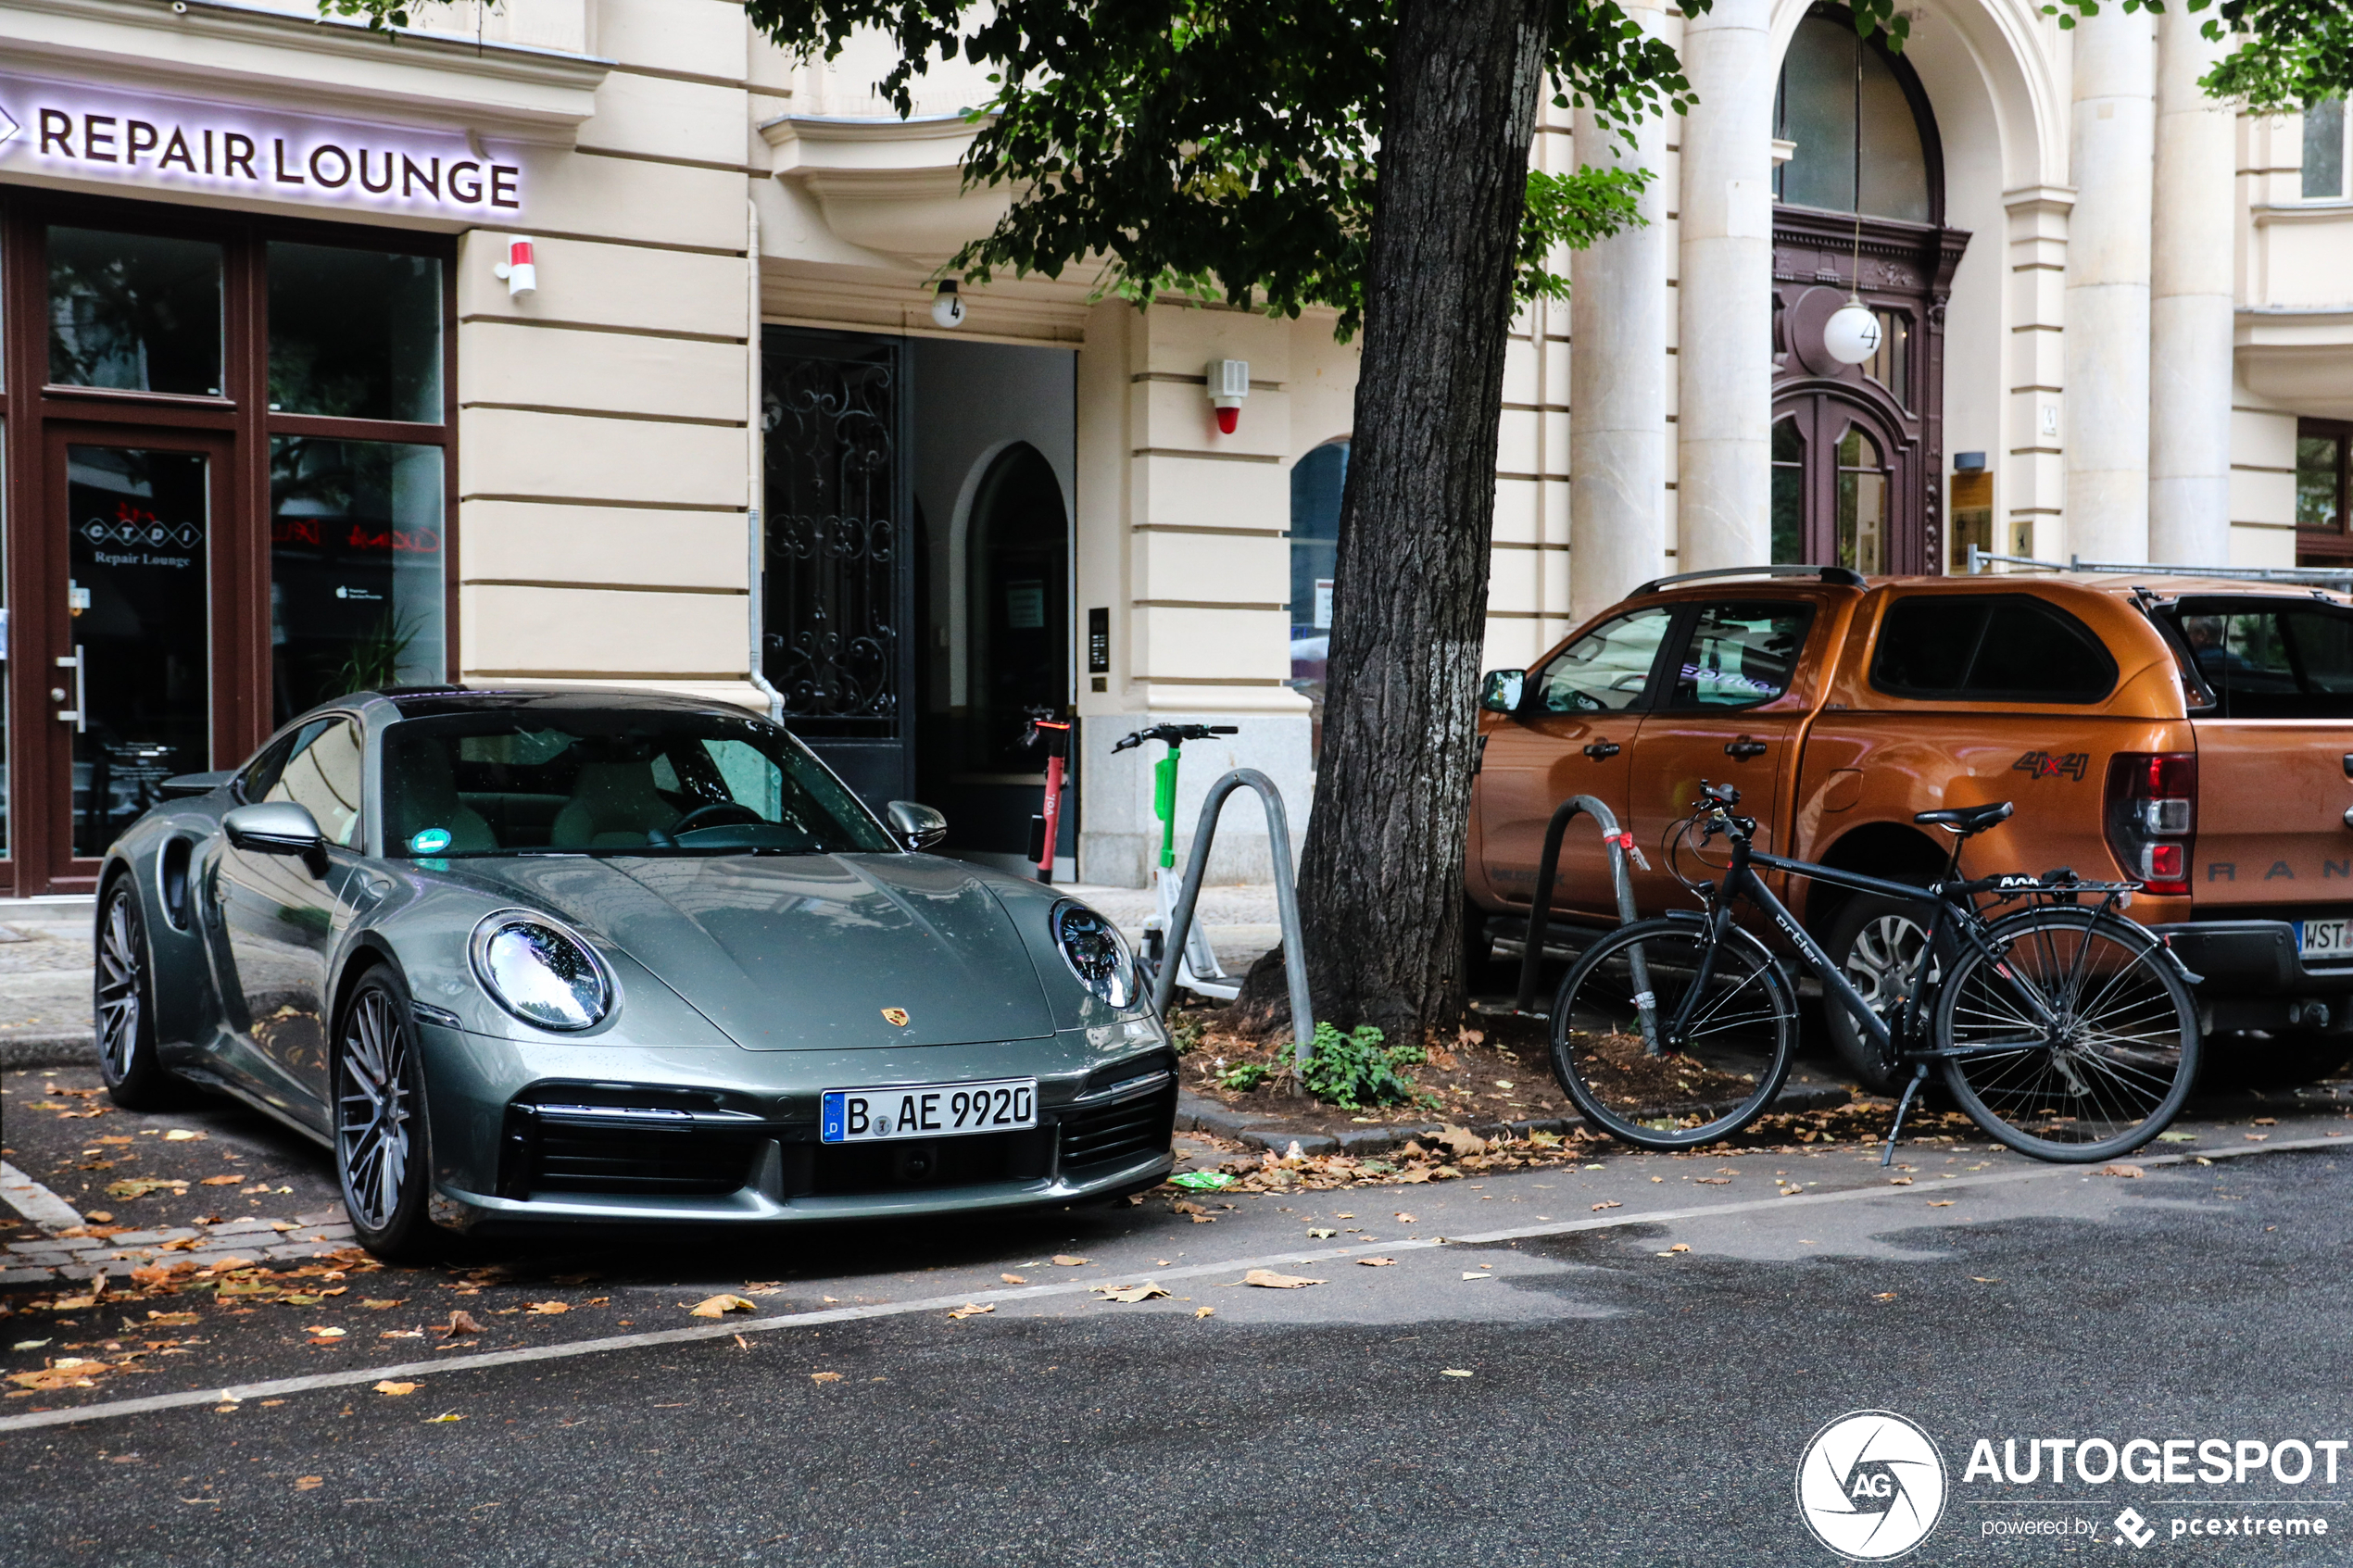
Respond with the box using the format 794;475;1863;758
880;1008;911;1027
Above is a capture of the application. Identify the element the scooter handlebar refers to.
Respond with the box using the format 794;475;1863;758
1112;722;1239;752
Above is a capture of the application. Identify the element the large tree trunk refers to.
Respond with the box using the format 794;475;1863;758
1250;0;1550;1041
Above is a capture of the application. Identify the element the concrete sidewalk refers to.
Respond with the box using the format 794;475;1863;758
0;897;94;1070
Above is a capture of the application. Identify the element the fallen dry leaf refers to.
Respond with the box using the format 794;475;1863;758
946;1302;995;1320
438;1311;484;1337
163;1130;207;1142
294;1476;323;1491
145;1311;200;1326
1357;1257;1397;1267
811;1372;844;1384
1888;1176;1914;1186
1873;1292;1898;1301
1927;1200;1955;1208
308;1326;346;1338
2102;1163;2145;1179
1394;1213;1416;1223
1592;1200;1622;1211
1094;1284;1170;1304
1440;1369;1474;1378
1051;1255;1089;1267
688;1295;756;1319
1667;1244;1691;1253
424;1411;464;1424
1194;1306;1214;1319
2244;1134;2269;1143
1306;1228;1336;1239
1000;1273;1027;1285
523;1301;570;1315
1694;1177;1730;1185
1241;1269;1325;1289
199;1175;242;1186
2253;1117;2278;1126
361;1299;407;1311
373;1381;418;1397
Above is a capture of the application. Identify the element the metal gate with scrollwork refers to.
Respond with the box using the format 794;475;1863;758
760;328;915;807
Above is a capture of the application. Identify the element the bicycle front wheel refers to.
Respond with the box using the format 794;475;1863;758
1550;918;1798;1150
1934;906;2200;1162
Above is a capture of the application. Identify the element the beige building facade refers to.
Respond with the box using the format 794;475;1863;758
0;0;2345;896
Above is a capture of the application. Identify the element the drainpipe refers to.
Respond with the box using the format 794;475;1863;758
745;198;786;721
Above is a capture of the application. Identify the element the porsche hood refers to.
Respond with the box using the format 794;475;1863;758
449;853;1058;1049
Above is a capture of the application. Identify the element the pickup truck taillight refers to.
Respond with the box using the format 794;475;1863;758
2104;752;2196;896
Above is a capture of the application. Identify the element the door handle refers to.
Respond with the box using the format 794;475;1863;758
1582;740;1621;760
55;647;84;734
1725;737;1768;760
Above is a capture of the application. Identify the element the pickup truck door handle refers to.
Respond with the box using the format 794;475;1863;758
1582;740;1621;760
1725;737;1768;760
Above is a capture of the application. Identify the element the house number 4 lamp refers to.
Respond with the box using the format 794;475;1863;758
1822;296;1881;366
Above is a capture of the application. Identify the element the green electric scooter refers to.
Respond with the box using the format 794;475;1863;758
1112;722;1239;999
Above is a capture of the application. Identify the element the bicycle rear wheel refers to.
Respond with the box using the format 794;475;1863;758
1549;918;1797;1150
1933;906;2200;1162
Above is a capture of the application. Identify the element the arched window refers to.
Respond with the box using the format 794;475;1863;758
1771;418;1805;564
1836;426;1889;574
1290;441;1347;752
963;443;1068;771
1774;8;1933;224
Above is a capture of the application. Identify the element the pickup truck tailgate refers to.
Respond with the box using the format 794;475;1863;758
2195;721;2353;905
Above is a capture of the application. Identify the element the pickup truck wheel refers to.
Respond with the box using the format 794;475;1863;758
1822;889;1952;1094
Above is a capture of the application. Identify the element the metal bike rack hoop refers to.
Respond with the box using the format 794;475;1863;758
1150;768;1316;1064
1512;794;1642;1014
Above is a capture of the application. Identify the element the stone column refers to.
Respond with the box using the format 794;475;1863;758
2062;6;2157;563
1675;0;1776;573
1569;2;1669;621
2148;6;2235;566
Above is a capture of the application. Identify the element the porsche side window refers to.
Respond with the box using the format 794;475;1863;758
265;718;364;846
1667;601;1815;709
1528;608;1675;714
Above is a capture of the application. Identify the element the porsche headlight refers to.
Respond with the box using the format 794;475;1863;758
470;912;612;1032
1052;900;1138;1010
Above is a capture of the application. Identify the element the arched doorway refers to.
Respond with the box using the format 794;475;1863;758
1770;4;1970;575
963;442;1070;774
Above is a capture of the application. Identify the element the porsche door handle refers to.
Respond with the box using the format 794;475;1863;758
1582;740;1620;760
1725;738;1768;760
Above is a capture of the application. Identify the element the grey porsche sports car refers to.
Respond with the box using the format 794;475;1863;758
94;687;1176;1259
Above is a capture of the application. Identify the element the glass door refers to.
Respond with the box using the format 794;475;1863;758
45;430;228;859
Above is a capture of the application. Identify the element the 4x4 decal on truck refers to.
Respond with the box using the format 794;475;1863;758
2012;749;2090;782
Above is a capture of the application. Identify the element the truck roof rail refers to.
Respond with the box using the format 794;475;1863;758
1965;545;2353;591
1630;564;1868;596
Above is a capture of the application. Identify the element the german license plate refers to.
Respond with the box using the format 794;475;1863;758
819;1078;1038;1144
2298;917;2353;959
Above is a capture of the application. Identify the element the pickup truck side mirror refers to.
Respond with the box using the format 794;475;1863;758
1479;669;1526;714
885;800;949;851
223;801;329;874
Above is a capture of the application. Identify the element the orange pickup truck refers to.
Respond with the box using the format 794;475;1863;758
1468;564;2353;1087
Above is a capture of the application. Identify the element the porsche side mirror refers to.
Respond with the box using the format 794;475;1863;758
224;801;328;872
885;800;949;851
1479;669;1526;714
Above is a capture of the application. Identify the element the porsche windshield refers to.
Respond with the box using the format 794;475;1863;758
381;711;898;857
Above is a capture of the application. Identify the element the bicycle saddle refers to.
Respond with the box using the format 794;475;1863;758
1914;801;2015;834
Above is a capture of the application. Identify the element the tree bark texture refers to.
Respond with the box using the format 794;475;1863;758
1270;0;1551;1040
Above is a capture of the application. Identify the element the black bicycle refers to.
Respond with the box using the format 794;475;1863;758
1547;783;2202;1163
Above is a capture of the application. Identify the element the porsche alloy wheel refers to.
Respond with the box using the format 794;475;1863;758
335;968;436;1259
96;879;180;1109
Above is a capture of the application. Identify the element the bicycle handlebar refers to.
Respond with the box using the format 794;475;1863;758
1112;723;1239;753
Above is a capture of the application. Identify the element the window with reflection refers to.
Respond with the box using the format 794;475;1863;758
269;438;446;721
47;227;224;396
2306;99;2347;202
1835;426;1888;575
1773;9;1931;222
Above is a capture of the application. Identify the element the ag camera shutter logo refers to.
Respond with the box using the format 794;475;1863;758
1796;1410;1948;1560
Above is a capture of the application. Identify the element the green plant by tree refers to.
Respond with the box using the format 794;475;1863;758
1220;1022;1434;1110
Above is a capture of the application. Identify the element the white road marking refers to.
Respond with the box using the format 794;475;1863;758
0;1134;2339;1434
0;1160;83;1232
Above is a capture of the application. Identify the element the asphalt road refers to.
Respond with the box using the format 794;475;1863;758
6;1063;2353;1567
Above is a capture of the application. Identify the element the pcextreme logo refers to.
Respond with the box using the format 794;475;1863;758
1797;1410;1950;1561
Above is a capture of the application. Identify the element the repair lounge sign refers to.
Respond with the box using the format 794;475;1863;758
0;69;521;217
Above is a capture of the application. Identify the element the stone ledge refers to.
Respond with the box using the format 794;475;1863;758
0;1030;94;1070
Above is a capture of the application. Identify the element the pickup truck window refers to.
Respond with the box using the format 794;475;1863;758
1529;608;1675;714
1869;594;2117;703
2171;597;2353;718
1668;601;1815;709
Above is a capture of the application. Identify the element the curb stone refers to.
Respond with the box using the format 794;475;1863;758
0;1030;94;1071
1175;1075;1852;1160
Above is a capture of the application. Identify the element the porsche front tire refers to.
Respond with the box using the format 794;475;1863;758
333;964;440;1262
